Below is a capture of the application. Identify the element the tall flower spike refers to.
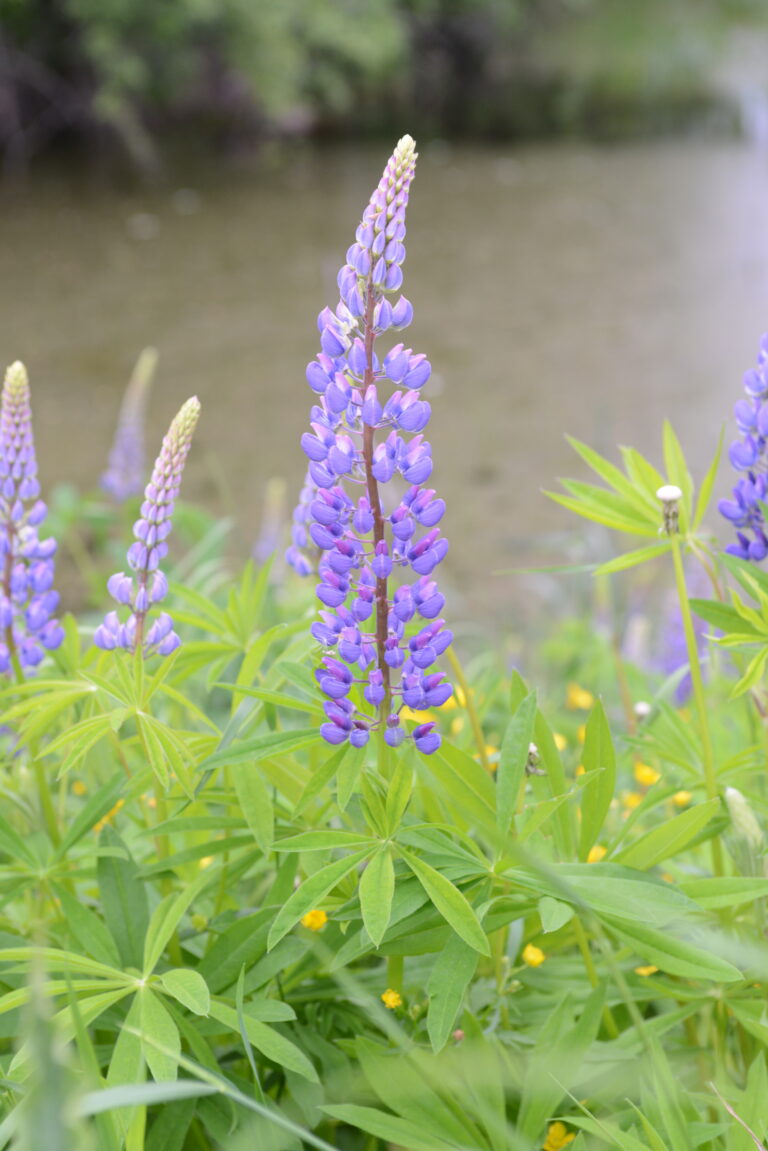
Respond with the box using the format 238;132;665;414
0;362;64;675
95;396;200;657
101;347;158;501
719;332;768;560
295;135;452;754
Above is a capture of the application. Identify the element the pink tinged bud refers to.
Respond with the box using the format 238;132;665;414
373;299;393;331
354;498;374;535
404;354;431;389
362;386;382;426
384;344;409;382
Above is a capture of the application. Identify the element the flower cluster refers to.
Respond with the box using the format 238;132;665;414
719;332;768;560
95;396;200;657
291;135;452;753
0;362;64;675
101;347;157;502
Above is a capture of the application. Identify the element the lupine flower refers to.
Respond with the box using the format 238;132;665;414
0;362;64;675
292;135;452;753
95;396;200;657
100;347;157;501
719;333;768;560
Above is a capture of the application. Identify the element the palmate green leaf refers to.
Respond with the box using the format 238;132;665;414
53;885;122;969
602;916;742;981
565;436;661;516
323;1104;458;1151
0;946;126;982
689;598;759;635
677;876;768;909
578;701;616;860
294;743;352;816
0;978;128;1018
196;728;319;773
10;986;135;1081
218;684;323;717
426;933;478;1053
44;714;125;775
208;1001;318;1082
732;648;768;697
423;746;497;840
233;763;274;854
159;970;210;1017
141;990;180;1082
139;834;253;876
496;691;536;837
385;748;415;835
143;870;210;975
197;909;272;993
399;848;489;956
359;847;395;946
273;829;376;852
620;445;666;500
98;827;149;971
615;799;721;870
267;848;372;950
106;995;145;1142
547;488;658;537
662;420;694;533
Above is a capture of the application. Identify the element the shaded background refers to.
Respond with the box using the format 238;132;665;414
2;0;768;630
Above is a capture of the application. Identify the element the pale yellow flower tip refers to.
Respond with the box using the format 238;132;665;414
634;762;661;787
543;1120;576;1150
587;845;606;863
673;790;692;807
576;724;586;744
575;764;586;777
301;909;328;932
4;361;28;395
72;780;87;797
199;856;214;870
450;716;465;735
566;683;594;711
522;943;546;968
634;964;658;976
381;988;402;1009
553;732;567;752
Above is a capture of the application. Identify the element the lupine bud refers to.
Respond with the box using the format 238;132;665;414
720;334;768;560
95;397;200;658
0;362;63;674
287;136;451;753
101;348;157;501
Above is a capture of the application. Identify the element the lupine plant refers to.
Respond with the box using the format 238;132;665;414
0;142;767;1151
100;347;158;503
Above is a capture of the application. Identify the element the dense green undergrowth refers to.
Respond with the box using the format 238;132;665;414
0;419;767;1150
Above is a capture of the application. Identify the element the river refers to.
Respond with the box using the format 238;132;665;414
3;141;768;627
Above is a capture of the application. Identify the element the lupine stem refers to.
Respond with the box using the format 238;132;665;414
670;535;723;876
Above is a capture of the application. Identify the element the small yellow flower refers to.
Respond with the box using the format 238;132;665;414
442;685;467;711
623;791;643;811
450;716;465;735
566;684;594;711
576;724;587;744
381;988;402;1009
634;762;661;787
575;764;586;777
400;707;433;724
634;965;658;976
587;845;606;863
553;732;567;752
191;913;208;932
199;856;214;869
94;799;125;834
72;780;87;797
522;943;546;967
673;790;692;807
301;909;328;932
543;1120;576;1150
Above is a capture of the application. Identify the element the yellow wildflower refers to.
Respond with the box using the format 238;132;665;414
543;1121;576;1150
575;764;585;777
199;856;214;869
587;845;606;863
400;707;433;724
300;909;328;931
72;780;87;797
553;732;567;752
381;988;402;1009
623;791;643;811
450;716;465;735
673;790;692;807
94;799;125;834
442;685;467;711
634;762;661;787
522;943;546;968
566;684;594;711
576;724;586;744
634;965;658;976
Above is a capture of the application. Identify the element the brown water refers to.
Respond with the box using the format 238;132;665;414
2;142;768;625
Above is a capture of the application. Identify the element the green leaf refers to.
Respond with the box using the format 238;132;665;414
676;876;768;909
426;934;478;1053
615;799;721;870
98;827;149;970
322;1105;458;1151
399;849;489;956
143;871;209;975
496;691;536;836
385;750;414;835
578;701;616;860
693;426;724;530
594;542;672;575
53;885;122;970
273;830;375;852
267;848;372;950
233;764;274;854
55;773;125;859
662;420;693;531
197;728;319;773
538;896;574;933
208;1001;318;1082
689;598;755;635
603;916;742;981
359;848;395;947
159;969;210;1017
140;990;180;1082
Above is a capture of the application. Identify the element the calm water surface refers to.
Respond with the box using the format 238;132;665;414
3;142;768;625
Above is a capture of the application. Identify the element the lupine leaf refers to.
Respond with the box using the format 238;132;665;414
159;970;210;1017
208;1001;318;1082
594;542;672;575
141;990;180;1082
267;848;372;950
143;870;209;975
615;799;721;870
426;934;478;1052
399;848;489;955
98;827;149;970
602;917;742;981
233;763;274;853
578;702;616;860
359;847;395;946
496;691;536;836
196;728;319;773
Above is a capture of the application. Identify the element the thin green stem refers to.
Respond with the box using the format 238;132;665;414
386;954;403;993
572;917;619;1038
446;647;490;772
670;536;723;876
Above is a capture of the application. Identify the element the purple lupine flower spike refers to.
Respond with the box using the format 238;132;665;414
719;333;768;560
296;135;452;754
101;347;158;502
95;396;200;657
0;362;64;676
